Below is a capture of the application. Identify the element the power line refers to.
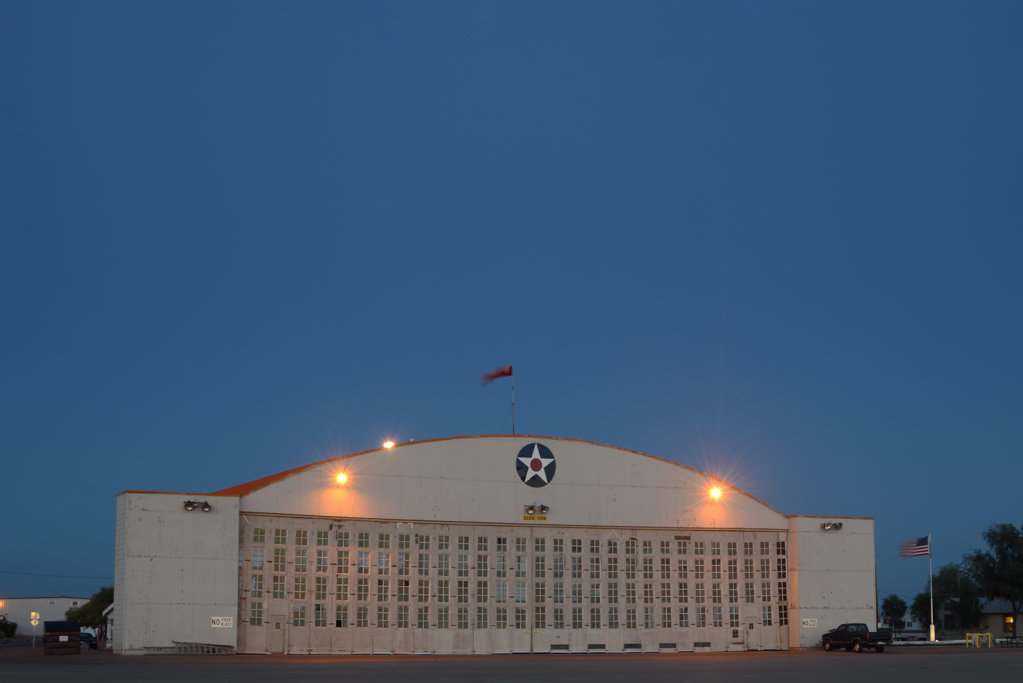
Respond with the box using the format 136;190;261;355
0;569;112;580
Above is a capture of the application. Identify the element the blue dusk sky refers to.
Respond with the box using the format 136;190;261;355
2;1;1021;610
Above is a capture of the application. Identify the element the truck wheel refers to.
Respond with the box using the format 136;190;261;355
823;640;831;651
852;641;862;653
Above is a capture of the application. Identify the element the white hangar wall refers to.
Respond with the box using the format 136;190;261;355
113;435;876;654
113;492;240;654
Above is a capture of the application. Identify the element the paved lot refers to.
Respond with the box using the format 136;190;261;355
2;644;1020;683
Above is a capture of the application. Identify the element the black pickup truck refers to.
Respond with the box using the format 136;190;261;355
821;623;892;652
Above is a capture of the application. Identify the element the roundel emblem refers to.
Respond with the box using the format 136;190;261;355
516;443;556;487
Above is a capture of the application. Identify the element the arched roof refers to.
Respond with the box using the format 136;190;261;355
215;435;789;530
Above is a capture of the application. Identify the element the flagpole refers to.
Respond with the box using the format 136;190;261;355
928;534;935;642
511;374;515;435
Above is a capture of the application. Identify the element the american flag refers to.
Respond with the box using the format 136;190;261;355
899;536;930;558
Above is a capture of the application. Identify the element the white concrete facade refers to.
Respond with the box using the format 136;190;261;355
113;435;877;654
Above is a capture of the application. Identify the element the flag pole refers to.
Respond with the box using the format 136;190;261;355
928;534;935;642
511;374;515;435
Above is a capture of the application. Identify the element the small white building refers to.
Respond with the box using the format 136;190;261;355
0;596;90;637
113;435;877;655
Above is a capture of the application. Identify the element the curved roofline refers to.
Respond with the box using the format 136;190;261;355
210;434;787;518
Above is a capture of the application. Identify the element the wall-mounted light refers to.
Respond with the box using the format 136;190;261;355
525;504;550;515
820;521;843;531
525;505;536;515
539;505;550;514
184;500;213;512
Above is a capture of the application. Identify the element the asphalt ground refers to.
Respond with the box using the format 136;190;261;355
2;642;1021;683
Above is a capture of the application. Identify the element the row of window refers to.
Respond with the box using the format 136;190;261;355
250;602;788;630
250;529;785;558
250;576;788;605
248;549;788;581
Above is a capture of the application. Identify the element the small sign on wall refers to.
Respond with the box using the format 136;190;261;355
801;618;818;628
211;616;234;628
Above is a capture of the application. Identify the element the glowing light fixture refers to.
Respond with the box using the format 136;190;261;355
336;473;348;485
382;441;395;449
709;486;723;501
183;500;212;512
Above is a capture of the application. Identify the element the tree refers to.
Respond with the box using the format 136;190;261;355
881;594;907;633
908;563;982;634
65;586;113;634
967;522;1023;635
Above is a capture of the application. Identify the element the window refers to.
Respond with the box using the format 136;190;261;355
457;580;469;603
678;558;688;579
712;606;723;627
398;533;411;550
274;529;287;545
590;556;602;579
712;583;722;604
357;532;370;548
250;601;263;623
496;607;508;629
496;581;508;603
728;583;738;603
437;580;449;603
438;553;450;577
694;559;704;579
776;541;786;556
357;551;370;574
778;581;787;602
572;538;583;554
293;604;306;626
762;605;773;626
397;552;409;576
253;527;266;544
642;583;653;604
378;533;391;549
592;539;602;555
711;558;721;579
314;603;327;627
496;537;507;552
694;583;705;604
417;606;429;628
660;582;671;603
272;575;285;599
356;578;369;601
397;579;409;602
337;550;349;574
625;582;636;604
496;554;508;578
417;534;431;550
729;606;740;628
397;604;409;628
457;554;469;577
295;548;308;573
552;555;564;578
679;606;689;627
418;553;430;576
417;579;430;602
535;605;546;628
515;581;526;603
476;606;488;629
626;539;637;555
534;537;546;553
626;608;637;629
727;558;737;580
660;540;671;555
316;549;328;573
779;604;789;626
458;535;470;551
694;541;705;556
761;581;771;602
625;556;637;579
760;541;770;556
607;582;618;604
356;605;368;627
677;582;688;603
643;540;653;555
316;530;329;547
642;557;654;579
457;606;468;629
727;542;737;556
478;554;489;577
477;536;488;552
336;530;350;547
252;547;265;571
337;576;349;600
744;583;754;603
592;583;602;603
515;538;527;553
743;541;753;556
607;539;618;555
572;556;584;579
677;539;688;555
378;605;389;628
437;606;449;629
294;576;307;600
592;607;603;629
572;583;584;604
660;557;671;579
760;558;770;578
273;548;286;572
251;573;264;593
695;607;706;628
608;606;619;629
295;530;308;546
315;576;327;600
335;604;348;627
535;582;547;603
743;558;754;580
607;556;618;579
1005;615;1016;634
711;541;720;556
776;557;787;579
378;552;390;575
573;607;584;629
515;608;527;629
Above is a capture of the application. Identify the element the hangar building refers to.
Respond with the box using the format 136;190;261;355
113;435;876;655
